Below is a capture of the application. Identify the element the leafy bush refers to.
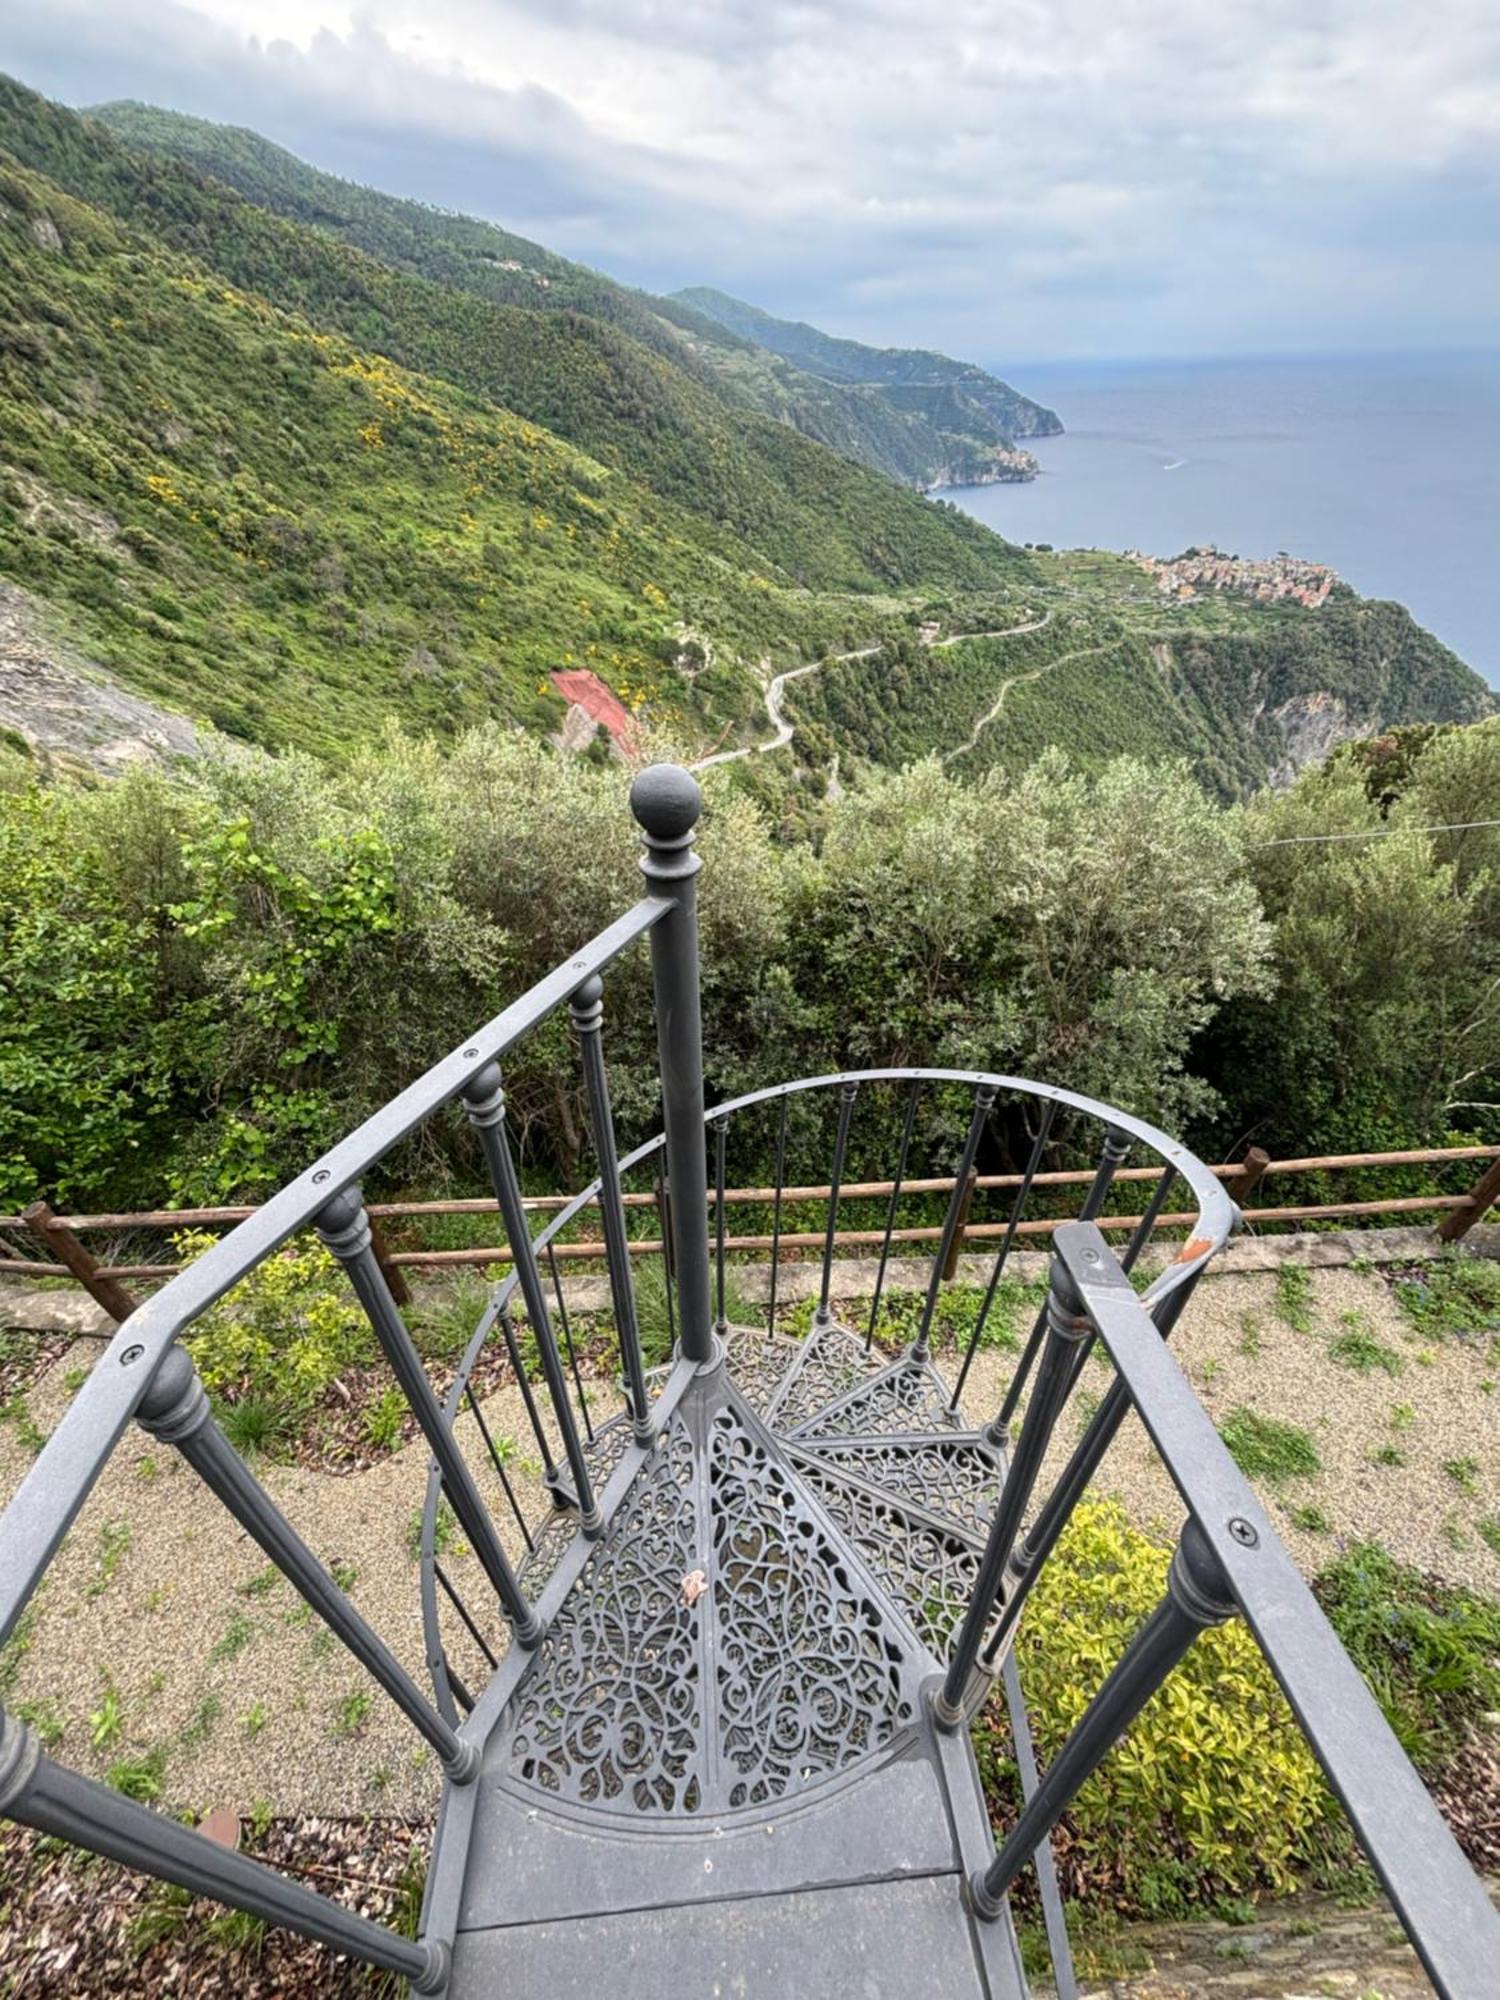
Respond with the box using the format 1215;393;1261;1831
991;1499;1329;1914
177;1231;373;1417
1315;1541;1500;1769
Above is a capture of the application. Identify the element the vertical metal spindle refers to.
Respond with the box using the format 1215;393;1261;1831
982;1266;1207;1674
656;1173;677;1352
914;1082;998;1362
953;1098;1056;1407
969;1517;1235;1917
631;765;714;1364
496;1303;558;1486
1122;1164;1176;1273
135;1344;484;1777
935;1248;1094;1730
464;1382;534;1551
0;1705;450;1992
815;1080;860;1330
713;1114;730;1336
868;1080;921;1352
435;1562;500;1672
569;975;650;1441
547;1243;593;1443
462;1066;601;1536
317;1187;540;1646
768;1093;789;1332
991;1122;1131;1442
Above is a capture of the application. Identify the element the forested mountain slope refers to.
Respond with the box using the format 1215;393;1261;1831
85;100;1041;493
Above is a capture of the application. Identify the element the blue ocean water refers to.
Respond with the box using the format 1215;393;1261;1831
940;352;1500;686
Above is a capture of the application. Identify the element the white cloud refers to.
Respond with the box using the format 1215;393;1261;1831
2;0;1497;357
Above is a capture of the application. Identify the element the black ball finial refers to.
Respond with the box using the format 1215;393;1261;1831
630;764;702;843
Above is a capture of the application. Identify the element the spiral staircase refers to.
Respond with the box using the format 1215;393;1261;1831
443;1316;1025;1999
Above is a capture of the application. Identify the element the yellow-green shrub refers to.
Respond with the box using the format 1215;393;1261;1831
993;1498;1330;1914
175;1230;373;1410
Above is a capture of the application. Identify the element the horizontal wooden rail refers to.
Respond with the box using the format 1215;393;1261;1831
1;1146;1495;1314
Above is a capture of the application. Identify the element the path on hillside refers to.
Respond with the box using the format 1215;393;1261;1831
941;632;1107;765
689;608;1051;772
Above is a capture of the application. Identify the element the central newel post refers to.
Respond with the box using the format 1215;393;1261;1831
632;765;715;1365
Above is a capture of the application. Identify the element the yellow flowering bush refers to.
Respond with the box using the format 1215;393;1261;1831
175;1230;374;1410
990;1498;1330;1913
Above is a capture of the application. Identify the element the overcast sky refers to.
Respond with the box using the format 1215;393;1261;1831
4;0;1498;365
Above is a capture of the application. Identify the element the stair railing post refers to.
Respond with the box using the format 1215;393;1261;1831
631;765;714;1365
136;1345;480;1782
934;1243;1093;1731
969;1515;1235;1919
1438;1149;1500;1242
0;1703;449;1991
21;1200;137;1324
570;975;653;1444
316;1185;541;1643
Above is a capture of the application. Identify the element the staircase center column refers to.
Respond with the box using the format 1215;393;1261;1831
632;764;715;1365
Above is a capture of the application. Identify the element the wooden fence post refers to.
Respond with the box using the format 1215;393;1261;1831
1437;1153;1500;1243
21;1200;138;1322
366;1216;411;1307
1226;1147;1271;1207
942;1167;980;1282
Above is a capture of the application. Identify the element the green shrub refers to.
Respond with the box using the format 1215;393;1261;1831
177;1231;373;1415
995;1499;1329;1914
1315;1542;1500;1769
1218;1406;1321;1483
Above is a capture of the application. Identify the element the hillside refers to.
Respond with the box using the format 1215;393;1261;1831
85;100;1040;495
673;286;1063;444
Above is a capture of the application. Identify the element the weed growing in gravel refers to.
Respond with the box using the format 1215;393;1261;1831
1327;1314;1404;1376
241;1700;269;1738
1219;1406;1320;1482
1371;1443;1406;1467
135;1453;159;1481
1289;1505;1332;1533
0;1391;47;1453
179;1696;221;1752
211;1612;256;1662
1237;1316;1262;1358
407;1499;464;1561
1273;1266;1314;1334
15;1696;65;1746
362;1384;408;1452
1479;1517;1500;1557
62;1366;88;1394
110;1746;167;1802
89;1683;125;1750
1389;1402;1416;1430
1442;1515;1471;1552
237;1564;281;1599
331;1690;372;1739
87;1519;131;1598
1444;1456;1481;1494
1393;1255;1500;1344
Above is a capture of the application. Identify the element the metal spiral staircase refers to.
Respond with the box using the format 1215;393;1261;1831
2;765;1497;1999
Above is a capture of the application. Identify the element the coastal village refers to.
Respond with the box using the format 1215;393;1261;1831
1133;545;1335;607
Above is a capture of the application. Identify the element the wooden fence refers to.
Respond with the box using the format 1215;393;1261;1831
3;1142;1499;1325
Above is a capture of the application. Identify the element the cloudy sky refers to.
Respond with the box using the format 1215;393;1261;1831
4;0;1499;364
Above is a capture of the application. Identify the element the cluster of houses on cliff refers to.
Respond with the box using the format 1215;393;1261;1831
1132;546;1335;608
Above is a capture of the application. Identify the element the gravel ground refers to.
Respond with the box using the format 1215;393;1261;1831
2;1259;1498;1829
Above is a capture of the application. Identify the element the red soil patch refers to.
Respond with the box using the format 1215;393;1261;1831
550;670;640;753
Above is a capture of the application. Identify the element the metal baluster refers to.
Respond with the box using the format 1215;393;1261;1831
914;1082;998;1363
464;1382;533;1551
1123;1164;1176;1274
935;1248;1094;1730
953;1098;1056;1407
462;1066;601;1536
969;1517;1235;1917
768;1093;789;1332
632;766;714;1364
317;1187;540;1645
981;1267;1206;1676
657;1173;677;1351
497;1303;558;1487
435;1562;499;1672
814;1080;860;1331
134;1345;483;1778
547;1241;593;1443
868;1080;921;1352
713;1114;730;1337
990;1124;1131;1445
569;974;651;1441
0;1705;450;1992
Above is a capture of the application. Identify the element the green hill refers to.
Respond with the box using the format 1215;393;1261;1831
673;286;1062;442
85;100;1039;494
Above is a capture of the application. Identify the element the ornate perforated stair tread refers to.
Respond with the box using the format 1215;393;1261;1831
763;1318;882;1428
789;1352;967;1442
498;1375;926;1818
792;1433;1005;1540
722;1319;801;1415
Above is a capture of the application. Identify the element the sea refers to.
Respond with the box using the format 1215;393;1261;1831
939;351;1500;686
